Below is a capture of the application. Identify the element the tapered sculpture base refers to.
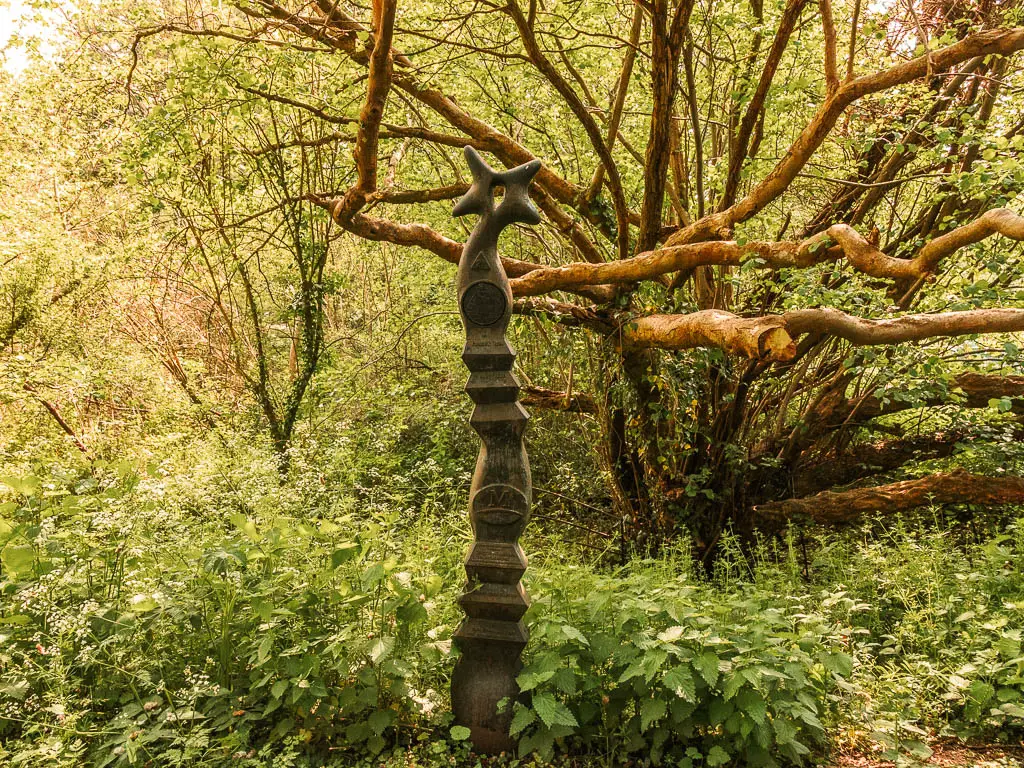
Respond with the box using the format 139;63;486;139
452;626;528;754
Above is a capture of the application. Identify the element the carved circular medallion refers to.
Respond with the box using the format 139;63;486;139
472;483;529;526
461;281;507;327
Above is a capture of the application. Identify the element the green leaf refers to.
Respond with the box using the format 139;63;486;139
369;710;393;736
271;680;288;699
331;542;360;568
128;594;158;613
369;636;395;663
449;725;471;741
510;705;536;737
773;716;798;745
257;633;274;664
821;651;853;678
1001;702;1024;718
229;513;259;541
706;745;730;766
737;688;767;724
0;475;40;496
640;697;667;731
708;697;733;725
0;543;35;579
995;635;1020;659
663;665;696;702
531;693;578;729
423;574;443;597
968;680;995;706
560;624;588;644
551;667;577;695
0;679;29;700
517;669;555;692
722;672;744;701
657;625;685;643
361;562;385;588
695;650;720;687
618;660;645;683
903;740;933;759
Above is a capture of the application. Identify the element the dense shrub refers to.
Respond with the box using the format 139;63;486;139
0;466;459;767
801;519;1024;760
0;465;852;767
4;462;1024;766
514;560;849;766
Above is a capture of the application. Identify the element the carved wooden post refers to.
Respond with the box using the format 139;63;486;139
451;146;541;753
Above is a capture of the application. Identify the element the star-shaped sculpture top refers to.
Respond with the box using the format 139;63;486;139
453;146;542;229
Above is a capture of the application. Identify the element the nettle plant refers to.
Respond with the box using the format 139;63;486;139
939;525;1024;738
93;516;459;765
512;562;852;766
801;519;1024;754
0;469;459;766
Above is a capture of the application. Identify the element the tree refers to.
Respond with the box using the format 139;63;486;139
0;43;143;461
117;19;350;468
121;0;1024;555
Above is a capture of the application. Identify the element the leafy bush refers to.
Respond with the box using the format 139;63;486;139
5;460;1024;767
0;467;459;767
799;518;1024;755
513;559;849;766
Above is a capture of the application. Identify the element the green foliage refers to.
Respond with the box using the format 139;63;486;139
0;464;457;766
512;561;843;765
4;0;1024;765
0;458;851;767
790;518;1024;758
5;455;1024;766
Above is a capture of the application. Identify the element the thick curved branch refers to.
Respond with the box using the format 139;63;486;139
337;0;397;219
666;26;1024;245
784;307;1024;346
312;198;617;302
509;235;836;295
916;206;1024;272
620;310;796;360
756;469;1024;524
509;207;1024;295
620;308;1024;359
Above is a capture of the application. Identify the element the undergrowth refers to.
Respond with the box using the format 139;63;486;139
1;457;1023;766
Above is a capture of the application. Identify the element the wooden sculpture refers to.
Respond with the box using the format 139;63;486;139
450;146;541;753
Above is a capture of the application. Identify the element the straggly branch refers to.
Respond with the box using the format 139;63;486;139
335;0;398;219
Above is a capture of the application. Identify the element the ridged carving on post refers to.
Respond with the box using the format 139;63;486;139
451;146;541;753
